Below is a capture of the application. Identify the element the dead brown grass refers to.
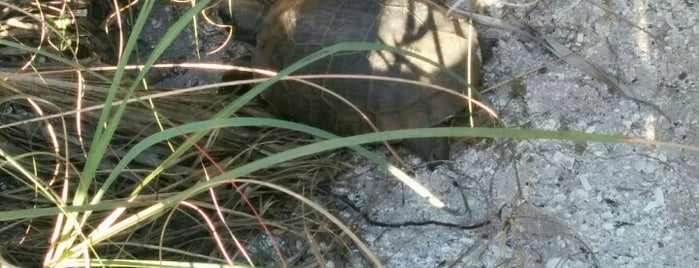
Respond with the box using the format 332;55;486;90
0;1;358;267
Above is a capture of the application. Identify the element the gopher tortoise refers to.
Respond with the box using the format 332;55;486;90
253;0;481;162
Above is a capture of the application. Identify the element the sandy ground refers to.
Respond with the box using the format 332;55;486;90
336;1;699;267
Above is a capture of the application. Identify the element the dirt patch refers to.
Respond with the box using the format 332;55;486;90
336;1;699;267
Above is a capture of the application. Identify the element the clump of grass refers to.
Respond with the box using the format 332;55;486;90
0;1;370;267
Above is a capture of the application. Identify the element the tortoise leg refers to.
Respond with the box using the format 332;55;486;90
402;137;451;167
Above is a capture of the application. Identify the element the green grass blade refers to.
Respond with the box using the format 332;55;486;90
77;0;212;205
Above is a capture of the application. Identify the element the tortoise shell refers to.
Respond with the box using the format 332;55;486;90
253;0;481;161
